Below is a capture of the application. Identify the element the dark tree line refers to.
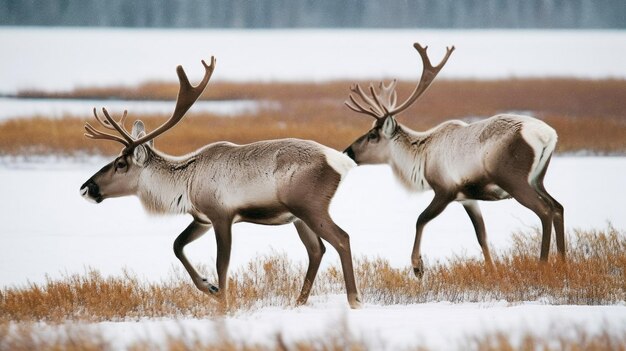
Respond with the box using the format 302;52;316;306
1;0;624;28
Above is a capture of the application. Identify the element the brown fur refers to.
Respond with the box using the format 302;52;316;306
345;115;565;278
80;58;361;309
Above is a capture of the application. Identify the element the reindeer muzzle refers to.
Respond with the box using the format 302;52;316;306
80;179;103;203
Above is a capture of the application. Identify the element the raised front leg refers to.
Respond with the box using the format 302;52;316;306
294;219;326;306
462;200;494;269
173;221;218;295
412;192;453;278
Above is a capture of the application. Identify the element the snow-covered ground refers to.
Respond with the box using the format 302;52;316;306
2;156;625;348
32;297;626;350
0;97;264;121
1;27;625;348
1;28;625;93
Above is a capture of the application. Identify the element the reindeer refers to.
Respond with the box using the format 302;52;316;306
343;43;565;277
79;57;362;309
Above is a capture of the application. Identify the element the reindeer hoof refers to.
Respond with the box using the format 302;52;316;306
413;267;424;278
197;278;219;295
413;257;425;278
348;293;363;309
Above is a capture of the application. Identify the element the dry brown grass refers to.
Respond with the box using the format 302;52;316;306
1;228;623;324
17;79;626;119
0;323;110;351
466;327;626;351
329;227;626;306
3;79;626;156
1;321;624;351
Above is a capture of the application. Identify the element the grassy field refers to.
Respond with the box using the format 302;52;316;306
2;79;626;156
2;79;625;349
1;322;624;351
1;228;623;323
0;228;624;350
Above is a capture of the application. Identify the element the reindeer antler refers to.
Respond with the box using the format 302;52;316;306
345;43;454;120
85;56;217;153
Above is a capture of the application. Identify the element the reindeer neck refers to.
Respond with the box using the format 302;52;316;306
388;125;432;192
137;148;197;215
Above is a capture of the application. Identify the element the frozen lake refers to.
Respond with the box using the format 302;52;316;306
0;97;263;121
0;156;624;288
1;28;625;93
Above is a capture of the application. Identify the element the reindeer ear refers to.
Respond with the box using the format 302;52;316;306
131;121;150;165
131;120;145;138
381;116;397;138
131;120;154;148
133;144;149;166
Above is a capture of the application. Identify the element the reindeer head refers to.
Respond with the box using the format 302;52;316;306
80;57;216;203
343;43;454;164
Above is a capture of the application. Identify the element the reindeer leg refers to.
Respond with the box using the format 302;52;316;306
498;180;554;261
535;183;565;259
173;221;219;295
213;219;233;306
412;191;453;278
532;155;565;259
462;200;494;270
296;212;361;309
293;219;326;306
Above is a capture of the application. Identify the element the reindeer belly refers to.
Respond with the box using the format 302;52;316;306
234;204;296;225
455;182;511;201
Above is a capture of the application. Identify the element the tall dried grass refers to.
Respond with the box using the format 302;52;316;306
465;328;626;351
17;79;626;120
1;319;624;351
2;79;626;156
1;228;623;324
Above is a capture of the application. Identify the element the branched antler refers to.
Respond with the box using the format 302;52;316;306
345;43;454;120
84;56;217;153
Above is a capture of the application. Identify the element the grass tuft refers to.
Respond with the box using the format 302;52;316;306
1;320;625;351
1;228;624;323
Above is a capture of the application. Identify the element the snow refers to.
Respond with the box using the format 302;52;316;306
1;27;625;348
1;28;625;93
0;97;264;121
22;297;626;350
1;156;624;349
0;156;624;287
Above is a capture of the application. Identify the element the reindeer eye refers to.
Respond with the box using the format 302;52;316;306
367;132;378;141
115;159;127;170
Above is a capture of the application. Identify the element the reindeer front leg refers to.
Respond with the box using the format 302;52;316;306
462;200;494;270
412;191;454;278
213;219;233;305
173;220;219;295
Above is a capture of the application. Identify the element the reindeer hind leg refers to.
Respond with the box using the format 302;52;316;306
532;155;565;259
293;219;326;306
498;178;554;261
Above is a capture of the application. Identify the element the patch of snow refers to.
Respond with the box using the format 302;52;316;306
13;298;626;350
1;28;625;93
0;97;267;121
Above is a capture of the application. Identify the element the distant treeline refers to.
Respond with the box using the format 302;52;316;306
1;0;624;29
